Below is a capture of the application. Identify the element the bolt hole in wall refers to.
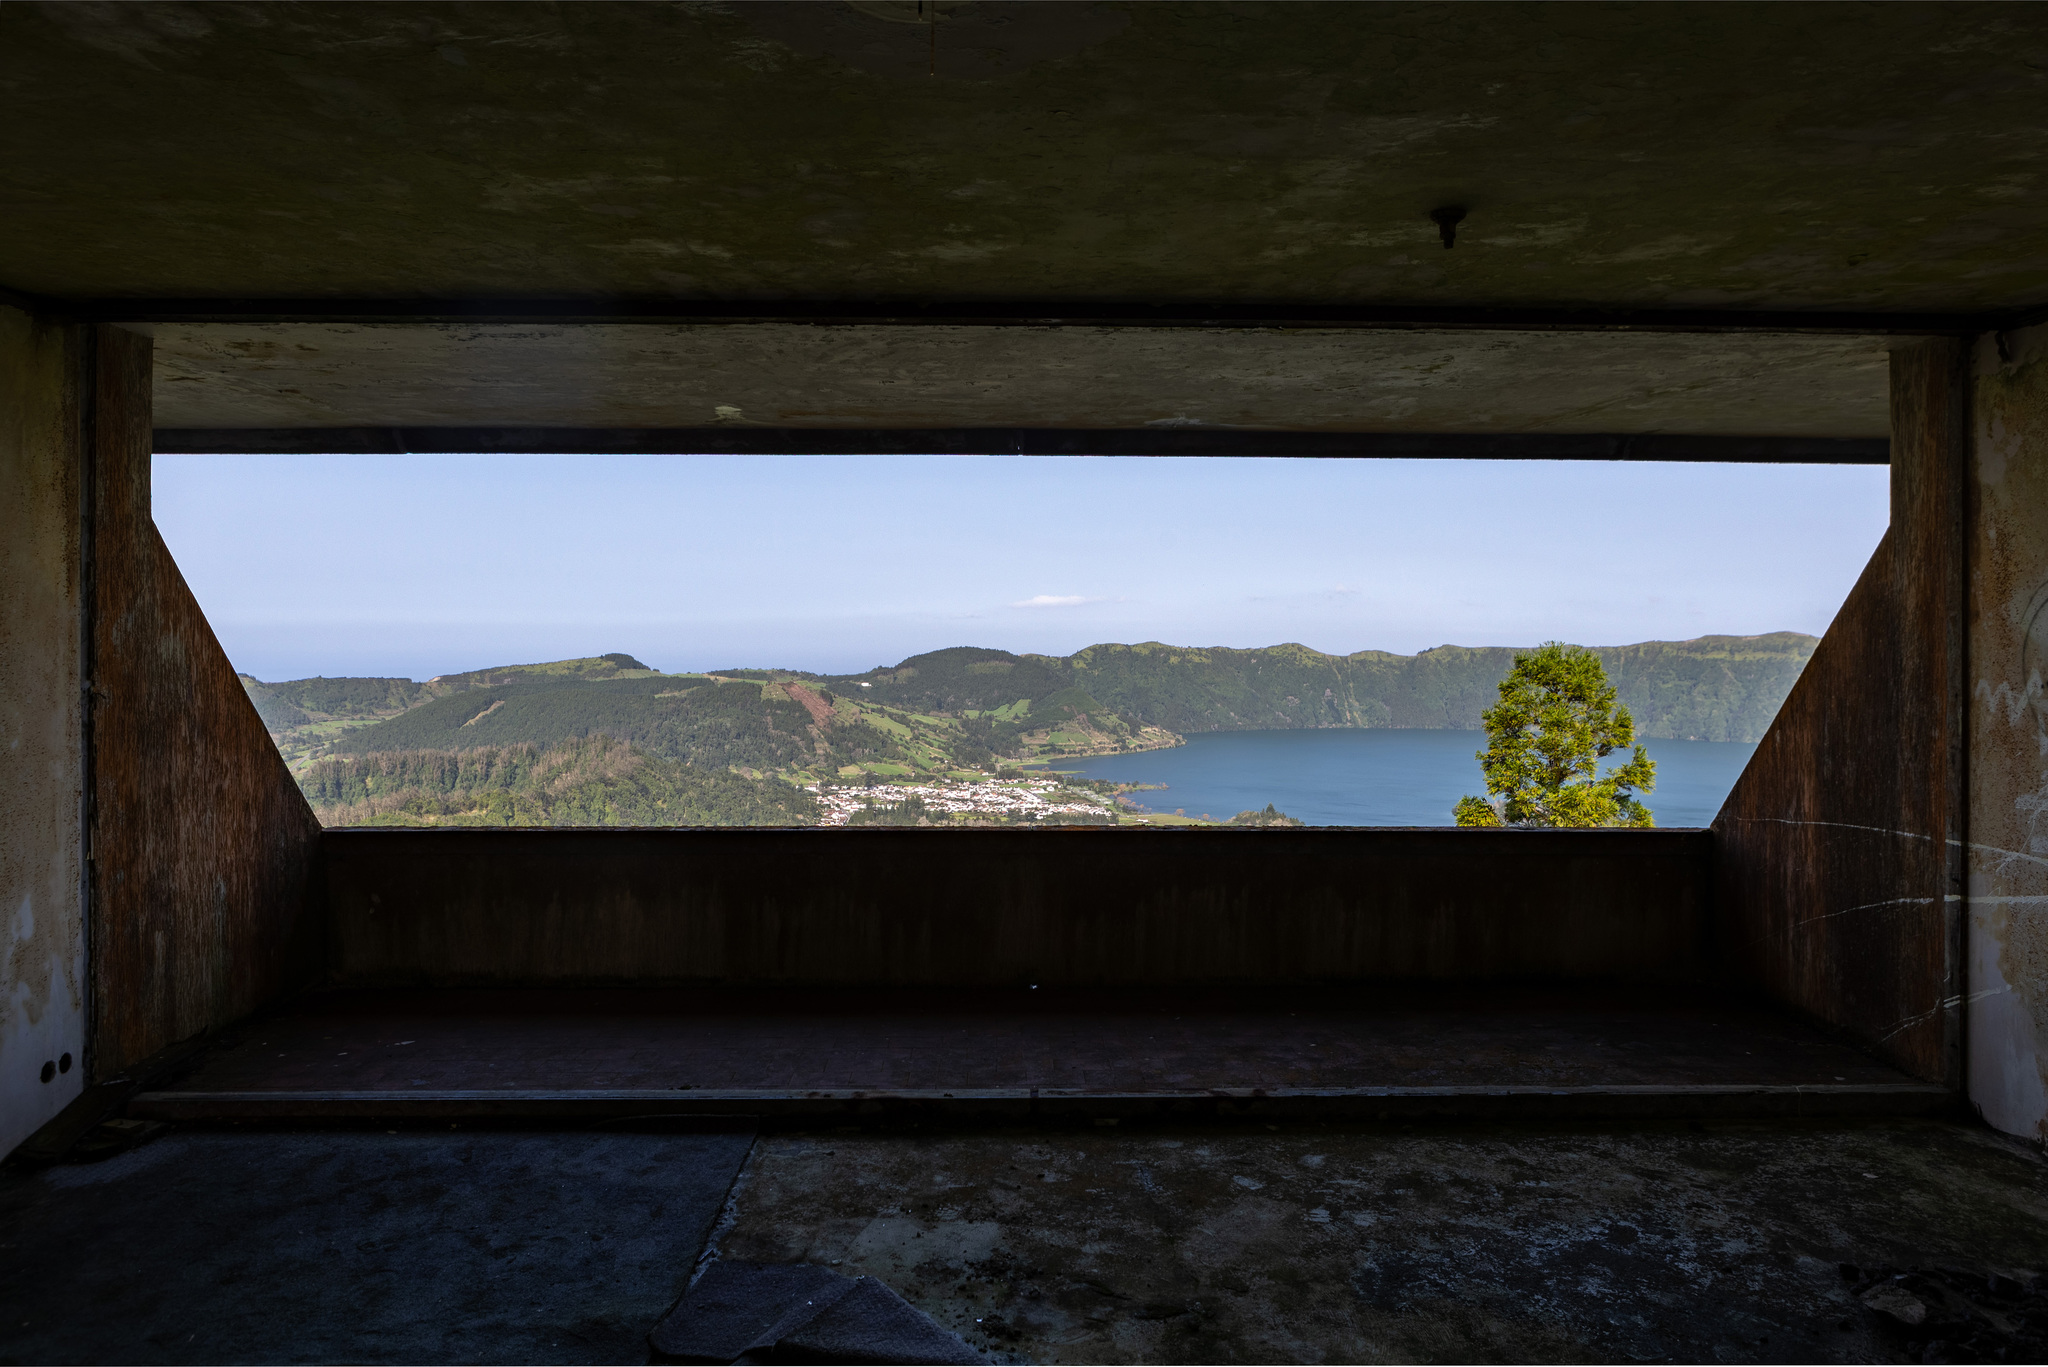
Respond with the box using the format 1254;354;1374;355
151;455;1888;831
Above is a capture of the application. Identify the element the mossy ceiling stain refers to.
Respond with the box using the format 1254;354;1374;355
3;1;2046;309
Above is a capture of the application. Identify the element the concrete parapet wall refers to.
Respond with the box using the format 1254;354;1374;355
323;827;1712;988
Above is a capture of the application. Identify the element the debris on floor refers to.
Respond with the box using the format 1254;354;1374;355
1840;1263;2048;1362
69;1117;166;1161
650;1259;983;1365
712;1120;2048;1364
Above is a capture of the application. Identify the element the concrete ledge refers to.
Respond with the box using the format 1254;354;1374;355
131;1083;1959;1124
323;826;1715;987
154;428;1893;462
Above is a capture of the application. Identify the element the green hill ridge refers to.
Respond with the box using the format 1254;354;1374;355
247;633;1816;828
822;634;1814;745
298;734;818;828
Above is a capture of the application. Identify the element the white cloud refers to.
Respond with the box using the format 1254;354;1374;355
1011;594;1101;609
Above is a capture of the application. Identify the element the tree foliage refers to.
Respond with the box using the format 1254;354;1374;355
1454;643;1656;828
1228;802;1304;827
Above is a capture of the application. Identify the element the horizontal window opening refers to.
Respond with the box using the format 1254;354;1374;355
151;453;1891;831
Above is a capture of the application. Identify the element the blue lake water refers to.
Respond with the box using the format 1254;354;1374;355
1044;729;1757;828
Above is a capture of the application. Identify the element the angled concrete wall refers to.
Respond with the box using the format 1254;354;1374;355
0;305;86;1157
6;311;330;1154
1967;320;2048;1142
1713;340;1968;1085
87;326;325;1076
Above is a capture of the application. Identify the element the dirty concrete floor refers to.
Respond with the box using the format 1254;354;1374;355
2;1118;2044;1364
162;987;1915;1094
0;1129;752;1365
714;1119;2048;1364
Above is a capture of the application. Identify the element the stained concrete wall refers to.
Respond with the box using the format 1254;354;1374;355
0;305;86;1156
87;327;326;1077
148;323;1892;438
1967;320;2048;1141
1713;341;1968;1085
325;827;1712;989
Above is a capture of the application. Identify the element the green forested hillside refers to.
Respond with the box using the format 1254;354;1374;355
240;655;657;756
1592;635;1817;742
298;735;817;827
425;653;655;689
254;675;426;717
238;673;428;767
239;677;312;731
309;663;1170;780
826;647;1071;712
260;631;1811;783
252;631;1814;828
826;633;1814;744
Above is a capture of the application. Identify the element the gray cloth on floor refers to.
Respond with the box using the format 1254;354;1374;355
650;1259;984;1365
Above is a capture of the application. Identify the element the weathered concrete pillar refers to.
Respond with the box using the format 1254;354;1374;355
1967;319;2048;1142
0;304;88;1157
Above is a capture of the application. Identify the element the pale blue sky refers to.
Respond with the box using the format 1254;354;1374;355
153;454;1891;682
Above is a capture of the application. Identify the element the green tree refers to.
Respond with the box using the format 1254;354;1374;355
1454;643;1655;828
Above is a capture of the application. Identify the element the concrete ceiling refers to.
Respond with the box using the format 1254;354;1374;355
151;322;1892;436
3;1;2046;314
8;2;2034;442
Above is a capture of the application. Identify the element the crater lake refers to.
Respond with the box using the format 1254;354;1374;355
1044;729;1757;827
